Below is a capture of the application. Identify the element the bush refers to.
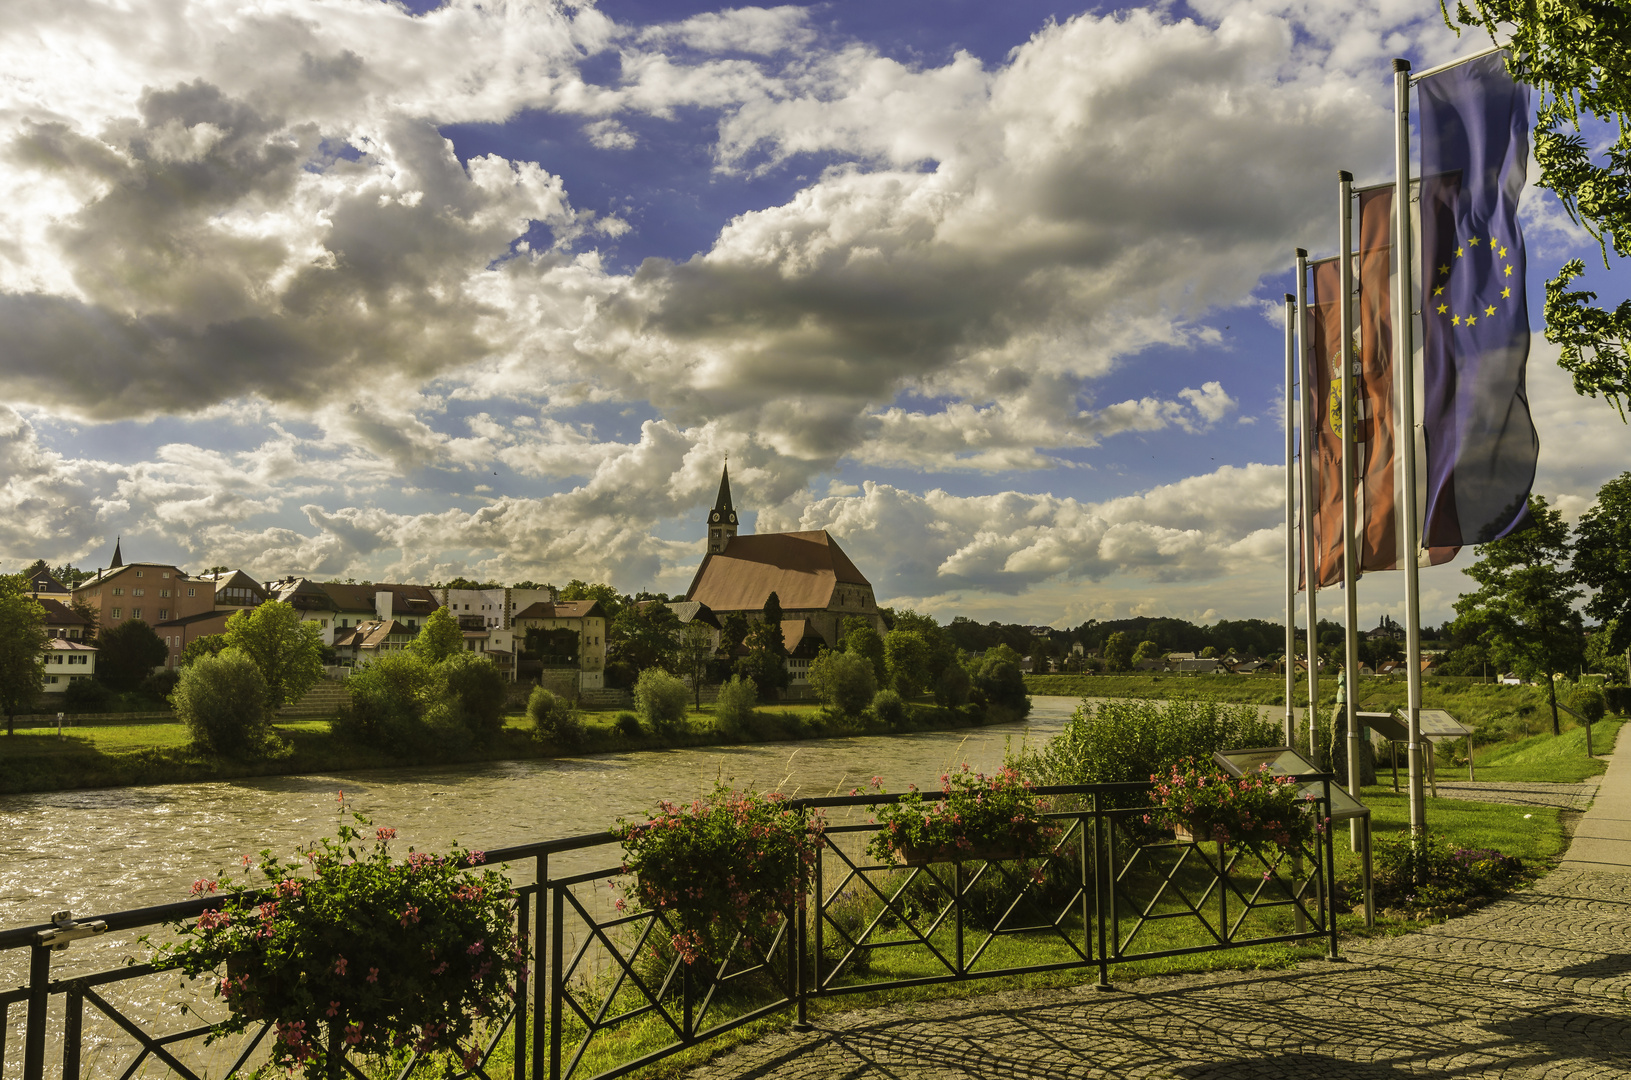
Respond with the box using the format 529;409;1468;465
809;650;876;715
140;668;181;702
973;655;1029;716
1025;697;1279;788
871;688;907;728
934;663;972;707
96;619;169;691
715;675;758;732
634;667;690;734
333;652;437;749
613;711;642;738
62;678;114;713
434;652;508;744
527;687;584;747
1358;832;1526;912
171;649;276;757
1567;684;1608;724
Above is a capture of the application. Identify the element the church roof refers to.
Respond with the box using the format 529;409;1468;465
685;531;870;612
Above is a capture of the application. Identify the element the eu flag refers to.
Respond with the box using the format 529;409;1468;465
1419;51;1538;546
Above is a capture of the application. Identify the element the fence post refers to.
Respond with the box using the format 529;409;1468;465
1093;793;1112;991
532;854;548;1080
62;987;82;1080
327;1020;342;1080
22;944;49;1080
793;843;810;1031
953;859;964;977
1324;778;1342;961
550;885;564;1080
515;890;530;1080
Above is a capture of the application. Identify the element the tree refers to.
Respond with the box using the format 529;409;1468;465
432;652;507;744
719;612;751;654
809;649;876;716
679;621;715;708
181;634;228;666
412;606;467;663
1102;631;1133;671
172;648;275;756
883;630;932;696
224;600;325;709
0;574;49;734
842;617;887;682
559;580;622;620
1452;495;1584;734
444;577;499;590
889;609;957;684
1449;1;1631;413
633;667;689;734
1131;640;1162;665
762;591;784;634
1574;473;1631;657
97;619;169;692
610;602;682;673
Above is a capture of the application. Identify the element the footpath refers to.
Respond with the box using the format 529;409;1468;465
685;754;1631;1079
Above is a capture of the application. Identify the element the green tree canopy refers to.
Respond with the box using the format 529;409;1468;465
181;634;228;666
1573;472;1631;654
678;621;715;708
842;617;887;683
1451;494;1584;733
1102;631;1134;671
172;647;275;757
559;580;622;620
224;600;326;708
1449;1;1631;412
97;618;169;692
0;574;49;732
610;602;682;673
883;629;932;696
411;606;467;663
443;577;500;590
1131;640;1162;665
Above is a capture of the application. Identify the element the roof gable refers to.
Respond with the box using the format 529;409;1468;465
685;530;870;612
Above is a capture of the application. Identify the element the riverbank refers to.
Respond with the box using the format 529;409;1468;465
0;699;1012;795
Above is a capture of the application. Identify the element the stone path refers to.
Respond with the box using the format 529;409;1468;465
1431;779;1600;812
683;765;1631;1078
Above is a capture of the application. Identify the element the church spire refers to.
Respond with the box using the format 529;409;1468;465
706;461;739;554
109;536;123;569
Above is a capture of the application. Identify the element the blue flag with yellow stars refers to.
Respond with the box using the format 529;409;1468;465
1419;50;1537;546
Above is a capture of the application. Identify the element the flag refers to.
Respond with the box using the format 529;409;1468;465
1419;51;1537;546
1303;259;1347;588
1356;187;1401;571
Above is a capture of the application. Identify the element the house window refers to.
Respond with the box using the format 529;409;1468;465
111;608;122;619
46;654;60;664
159;608;169;620
187;588;196;597
136;571;143;578
47;675;59;685
133;588;144;597
131;608;142;619
113;588;123;596
70;655;86;665
162;572;170;578
160;589;171;598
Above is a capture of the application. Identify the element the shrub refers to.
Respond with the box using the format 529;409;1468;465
809;650;876;715
62;678;114;713
934;663;972;707
634;667;690;734
973;654;1029;715
333;652;438;749
715;675;758;732
613;784;823;965
865;765;1057;866
527;687;584;747
1024;697;1279;788
1567;684;1608;724
434;652;508;744
155;811;523;1080
1148;760;1321;848
171;649;276;757
140;668;181;702
613;711;642;738
871;688;907;728
1358;832;1526;911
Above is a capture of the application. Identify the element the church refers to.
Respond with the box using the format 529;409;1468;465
684;465;885;649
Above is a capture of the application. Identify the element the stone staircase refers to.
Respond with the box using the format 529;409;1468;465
579;688;632;710
277;678;352;719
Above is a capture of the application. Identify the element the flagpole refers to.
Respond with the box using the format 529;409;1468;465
1338;170;1364;832
1284;292;1298;747
1295;248;1321;766
1394;57;1428;836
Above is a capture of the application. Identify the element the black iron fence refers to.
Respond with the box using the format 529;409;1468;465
2;779;1341;1080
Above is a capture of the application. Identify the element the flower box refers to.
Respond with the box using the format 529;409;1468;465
891;840;1031;866
865;765;1058;868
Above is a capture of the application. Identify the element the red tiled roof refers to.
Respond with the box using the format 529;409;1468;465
685;531;870;612
514;600;606;621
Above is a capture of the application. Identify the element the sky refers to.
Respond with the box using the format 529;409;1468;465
0;0;1625;630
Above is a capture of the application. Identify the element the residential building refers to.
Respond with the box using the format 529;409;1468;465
71;541;216;667
39;639;97;693
332;620;417;663
512;599;608;689
685;464;884;650
24;569;72;602
36;598;89;640
782;619;824;687
195;569;270;612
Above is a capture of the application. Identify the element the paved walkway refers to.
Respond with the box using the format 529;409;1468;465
684;767;1631;1078
1432;779;1600;812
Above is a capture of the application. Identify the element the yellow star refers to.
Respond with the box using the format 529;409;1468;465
1456;246;1465;257
1452;315;1461;326
1437;303;1449;314
1498;245;1508;258
1485;304;1497;316
1501;287;1511;298
1439;264;1451;276
1466;314;1478;326
1504;264;1513;276
1469;237;1481;246
1434;285;1444;296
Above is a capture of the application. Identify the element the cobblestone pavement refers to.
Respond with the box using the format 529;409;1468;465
1428;779;1600;811
683;868;1631;1079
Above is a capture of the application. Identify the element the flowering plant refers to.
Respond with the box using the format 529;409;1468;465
153;800;525;1079
864;765;1059;866
1147;760;1322;848
613;784;824;966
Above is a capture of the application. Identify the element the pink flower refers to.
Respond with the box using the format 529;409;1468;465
334;956;348;975
466;939;485;956
190;879;217;896
366;967;379;983
326;1000;340;1017
466;850;486;865
375;827;397;841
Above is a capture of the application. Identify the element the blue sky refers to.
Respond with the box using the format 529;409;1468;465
0;0;1625;629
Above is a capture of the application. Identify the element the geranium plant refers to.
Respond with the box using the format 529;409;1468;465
1147;759;1324;848
864;765;1059;866
153;801;525;1079
613;784;824;966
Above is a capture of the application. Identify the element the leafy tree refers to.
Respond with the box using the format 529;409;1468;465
634;667;689;734
842;617;887;682
181;634;227;667
69;594;99;637
736;594;790;702
871;688;907;728
1131;640;1162;665
972;651;1029;717
1199;645;1218;659
412;606;467;663
715;675;758;733
1452;495;1584;734
719;612;751;654
559;580;622;620
889;609;957;684
1448;1;1631;412
1102;631;1134;671
225;601;326;709
53;563;95;587
883;630;932;697
762;591;785;635
336;651;437;747
678;621;715;708
97;618;168;692
1030;635;1061;673
511;580;551;590
0;574;49;733
1574;473;1631;655
444;577;499;590
527;686;583;747
171;648;275;756
809;649;876;716
611;602;682;673
431;652;508;743
934;662;972;707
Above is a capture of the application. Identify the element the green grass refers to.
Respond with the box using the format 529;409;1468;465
1464;719;1622;783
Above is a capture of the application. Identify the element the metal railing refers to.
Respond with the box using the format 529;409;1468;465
2;778;1340;1080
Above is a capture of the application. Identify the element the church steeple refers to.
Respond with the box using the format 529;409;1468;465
108;536;123;569
706;462;739;554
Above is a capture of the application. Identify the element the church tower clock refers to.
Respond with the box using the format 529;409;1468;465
707;463;739;554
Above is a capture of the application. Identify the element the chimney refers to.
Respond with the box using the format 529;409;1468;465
375;591;393;622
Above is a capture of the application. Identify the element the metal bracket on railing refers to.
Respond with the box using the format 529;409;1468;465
37;911;106;952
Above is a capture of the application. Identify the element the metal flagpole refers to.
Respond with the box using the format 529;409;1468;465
1295;248;1321;766
1285;293;1299;746
1338;171;1364;842
1394;58;1427;835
